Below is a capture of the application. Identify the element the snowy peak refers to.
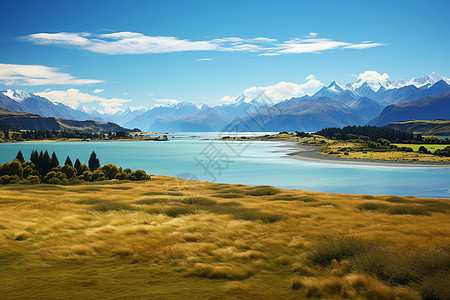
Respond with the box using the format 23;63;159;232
1;89;31;102
406;72;450;88
327;81;348;93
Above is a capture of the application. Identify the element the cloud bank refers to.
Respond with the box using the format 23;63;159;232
36;88;131;114
24;32;384;56
0;63;102;86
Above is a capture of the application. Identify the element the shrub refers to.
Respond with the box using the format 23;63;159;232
61;165;77;179
130;169;150;181
101;164;120;180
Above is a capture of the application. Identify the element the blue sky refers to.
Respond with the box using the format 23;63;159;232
1;0;449;113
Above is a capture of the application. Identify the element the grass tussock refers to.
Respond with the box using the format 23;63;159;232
188;263;253;280
134;198;170;205
245;186;280;196
183;197;218;206
91;201;137;212
308;236;450;299
358;201;449;215
212;193;244;198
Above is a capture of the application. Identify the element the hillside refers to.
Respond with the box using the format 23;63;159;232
385;119;450;136
369;92;450;126
0;108;131;132
0;177;448;299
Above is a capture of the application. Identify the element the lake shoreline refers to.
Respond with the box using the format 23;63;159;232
278;141;450;168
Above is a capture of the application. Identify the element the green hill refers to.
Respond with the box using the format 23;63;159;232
0;108;131;133
385;119;450;136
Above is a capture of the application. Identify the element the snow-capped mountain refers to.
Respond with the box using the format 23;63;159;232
0;89;92;121
406;72;450;88
2;89;32;102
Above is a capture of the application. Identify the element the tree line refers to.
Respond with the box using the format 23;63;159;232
0;150;150;185
0;130;131;142
316;125;450;144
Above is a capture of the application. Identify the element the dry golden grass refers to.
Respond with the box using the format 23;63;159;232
0;176;449;299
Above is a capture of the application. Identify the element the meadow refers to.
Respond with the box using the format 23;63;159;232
0;176;449;299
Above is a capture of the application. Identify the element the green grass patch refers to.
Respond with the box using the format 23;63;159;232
91;201;137;212
164;206;196;217
393;144;448;153
182;197;218;206
211;193;244;198
74;198;107;205
358;201;448;215
135;198;170;205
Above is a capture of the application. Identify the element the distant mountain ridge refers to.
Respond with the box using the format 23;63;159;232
2;72;449;132
0;89;92;121
369;92;450;126
0;108;130;132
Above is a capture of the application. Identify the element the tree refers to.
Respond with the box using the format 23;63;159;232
30;150;39;166
15;151;25;163
42;150;52;175
74;159;82;174
88;151;100;171
50;152;60;169
65;156;73;166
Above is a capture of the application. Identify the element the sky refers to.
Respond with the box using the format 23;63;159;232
0;0;449;113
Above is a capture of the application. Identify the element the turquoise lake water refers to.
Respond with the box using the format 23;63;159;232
0;134;449;198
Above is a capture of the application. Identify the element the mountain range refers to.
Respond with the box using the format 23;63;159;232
1;72;449;132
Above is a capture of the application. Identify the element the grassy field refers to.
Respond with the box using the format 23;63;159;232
0;177;449;299
222;133;450;162
393;144;449;153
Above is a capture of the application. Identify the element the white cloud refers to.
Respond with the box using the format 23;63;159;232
93;89;104;94
343;42;384;49
305;74;317;81
243;78;323;101
277;38;351;54
156;98;179;105
0;63;102;86
258;53;280;56
218;96;235;103
357;70;389;84
23;31;384;56
35;88;131;114
194;58;213;61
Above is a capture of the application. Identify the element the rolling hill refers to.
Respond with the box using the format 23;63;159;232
385;119;450;136
369;92;450;126
0;108;130;132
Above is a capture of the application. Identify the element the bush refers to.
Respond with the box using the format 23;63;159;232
130;169;150;181
101;164;120;180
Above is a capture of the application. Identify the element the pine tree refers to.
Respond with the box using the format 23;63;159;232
42;150;51;175
88;151;100;171
30;150;39;166
50;152;60;169
65;156;73;166
15;151;25;163
74;159;82;174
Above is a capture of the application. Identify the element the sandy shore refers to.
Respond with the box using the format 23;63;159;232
277;142;450;168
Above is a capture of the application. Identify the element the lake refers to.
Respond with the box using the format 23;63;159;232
0;134;449;198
